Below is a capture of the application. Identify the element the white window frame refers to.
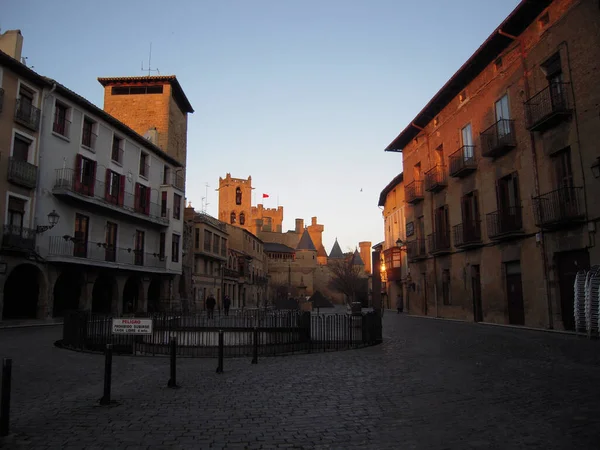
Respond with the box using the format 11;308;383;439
5;191;31;229
10;128;36;164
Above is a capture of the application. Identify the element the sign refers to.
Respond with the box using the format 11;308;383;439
406;221;414;237
112;318;153;335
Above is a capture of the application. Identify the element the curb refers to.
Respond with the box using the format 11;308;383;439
0;321;64;330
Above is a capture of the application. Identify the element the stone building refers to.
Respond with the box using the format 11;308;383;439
383;0;600;330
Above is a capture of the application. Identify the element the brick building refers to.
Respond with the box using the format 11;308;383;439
383;0;600;330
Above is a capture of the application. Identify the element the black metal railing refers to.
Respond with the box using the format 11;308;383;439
406;239;427;261
111;144;124;164
53;112;71;138
424;165;447;192
81;128;97;149
53;168;168;223
427;231;451;254
480;119;516;158
449;145;477;177
170;173;184;190
0;88;4;113
14;99;41;131
486;207;523;239
405;180;424;204
525;83;572;131
2;225;36;252
48;235;167;269
532;186;585;228
60;309;380;357
8;157;38;189
453;221;482;247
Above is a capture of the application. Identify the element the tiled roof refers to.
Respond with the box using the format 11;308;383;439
264;242;295;254
296;229;316;251
351;249;365;266
328;239;345;259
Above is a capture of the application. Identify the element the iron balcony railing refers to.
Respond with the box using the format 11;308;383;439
2;225;36;252
53;111;71;138
53;168;169;224
14;99;41;131
486;206;523;239
0;88;4;113
525;82;572;132
453;221;482;248
427;231;451;255
48;236;167;269
424;165;448;192
405;180;424;204
449;145;477;177
406;238;427;261
8;157;38;189
532;186;585;228
223;267;239;278
140;163;150;178
81;128;97;149
111;143;124;164
480;119;516;158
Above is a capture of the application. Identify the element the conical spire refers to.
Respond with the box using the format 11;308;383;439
328;238;344;259
351;249;364;266
296;228;316;251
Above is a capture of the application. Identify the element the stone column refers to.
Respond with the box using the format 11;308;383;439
114;276;127;316
138;277;150;313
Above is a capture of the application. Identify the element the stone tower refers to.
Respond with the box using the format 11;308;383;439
97;75;194;168
307;217;327;266
359;241;372;274
218;174;254;231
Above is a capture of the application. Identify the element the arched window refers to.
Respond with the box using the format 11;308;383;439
230;212;236;224
235;187;242;205
239;212;245;225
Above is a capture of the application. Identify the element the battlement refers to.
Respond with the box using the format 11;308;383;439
252;204;284;214
219;173;252;186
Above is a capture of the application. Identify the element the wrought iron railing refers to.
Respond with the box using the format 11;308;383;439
525;82;571;131
53;111;71;137
424;165;447;192
532;186;584;228
111;144;124;164
486;206;523;238
453;221;482;247
449;145;477;177
140;163;150;178
2;225;36;252
81;128;97;149
8;157;38;189
405;180;424;204
480;119;516;157
14;99;41;131
224;267;239;278
406;239;427;261
427;231;451;254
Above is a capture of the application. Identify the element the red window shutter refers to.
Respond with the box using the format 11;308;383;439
135;183;141;213
74;154;82;192
119;175;125;206
145;187;151;215
105;170;111;201
90;161;97;196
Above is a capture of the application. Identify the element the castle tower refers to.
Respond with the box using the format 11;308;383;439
251;204;284;233
359;241;372;274
217;174;254;231
307;217;327;266
97;75;194;167
328;239;345;260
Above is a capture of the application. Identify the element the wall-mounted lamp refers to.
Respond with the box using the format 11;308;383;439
591;157;600;179
36;210;60;234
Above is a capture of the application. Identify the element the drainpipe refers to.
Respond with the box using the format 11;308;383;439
423;132;438;318
498;29;553;329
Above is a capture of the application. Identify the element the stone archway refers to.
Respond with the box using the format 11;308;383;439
92;275;117;314
3;264;46;319
147;277;161;313
123;275;142;314
53;269;84;317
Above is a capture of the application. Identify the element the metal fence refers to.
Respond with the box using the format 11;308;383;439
61;309;380;357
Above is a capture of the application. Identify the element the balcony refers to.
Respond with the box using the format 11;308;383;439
53;116;71;138
449;146;477;178
486;207;523;240
47;236;167;271
223;267;239;278
8;157;38;189
405;180;424;204
424;165;447;192
111;144;124;165
0;88;4;113
427;232;451;255
382;247;403;281
2;225;35;253
14;99;41;131
163;172;184;191
406;239;427;262
52;168;169;227
81;129;97;150
480;119;516;158
525;83;572;132
532;186;585;229
453;221;483;249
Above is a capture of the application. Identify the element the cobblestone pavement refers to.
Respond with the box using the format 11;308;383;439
1;315;600;449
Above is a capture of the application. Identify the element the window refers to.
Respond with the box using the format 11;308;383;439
135;230;145;265
461;191;480;225
538;12;550;29
459;90;468;103
159;232;166;260
75;154;97;196
204;230;212;251
442;270;451;305
81;117;96;149
553;148;573;188
161;191;167;217
413;162;421;180
111;85;163;95
213;234;220;255
105;170;124;205
239;212;245;225
221;237;226;256
139;152;149;177
494;57;503;71
12;134;30;162
235;187;242;205
195;228;200;249
53;102;69;137
495;94;511;137
7;197;25;230
435;205;450;237
16;85;36;128
542;52;562;83
230;211;236;224
497;173;520;213
135;183;150;215
163;165;169;184
461;123;473;159
74;213;89;258
173;193;182;219
172;234;180;262
111;136;123;164
435;145;443;166
105;222;117;262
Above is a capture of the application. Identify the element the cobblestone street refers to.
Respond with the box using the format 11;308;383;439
1;314;600;449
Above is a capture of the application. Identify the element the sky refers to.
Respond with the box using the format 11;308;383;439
3;0;520;254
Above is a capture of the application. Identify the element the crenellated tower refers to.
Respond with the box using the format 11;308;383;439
218;174;254;231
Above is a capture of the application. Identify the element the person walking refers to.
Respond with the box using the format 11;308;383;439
206;293;216;319
223;295;231;316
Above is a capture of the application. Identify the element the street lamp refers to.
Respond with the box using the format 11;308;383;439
591;157;600;179
36;210;60;234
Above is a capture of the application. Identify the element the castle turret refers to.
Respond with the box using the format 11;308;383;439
359;241;372;274
217;174;253;231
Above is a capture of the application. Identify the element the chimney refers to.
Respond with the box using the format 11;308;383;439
311;217;317;226
295;219;304;234
0;30;24;61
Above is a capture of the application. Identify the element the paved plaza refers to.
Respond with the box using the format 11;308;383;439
1;314;600;449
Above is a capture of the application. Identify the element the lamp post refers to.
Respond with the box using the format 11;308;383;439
36;210;60;234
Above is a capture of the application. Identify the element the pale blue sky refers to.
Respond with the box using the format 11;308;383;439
3;0;520;254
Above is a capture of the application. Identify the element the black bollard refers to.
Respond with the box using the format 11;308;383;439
99;344;113;406
216;330;224;373
251;327;258;364
167;337;179;388
0;358;12;437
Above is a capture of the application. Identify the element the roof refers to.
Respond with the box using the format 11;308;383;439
97;75;194;114
264;242;296;254
296;229;317;251
191;212;227;231
0;50;46;87
384;0;552;152
351;249;365;266
317;245;328;258
378;172;403;207
328;239;345;259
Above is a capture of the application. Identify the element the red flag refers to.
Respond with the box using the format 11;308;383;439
262;193;269;198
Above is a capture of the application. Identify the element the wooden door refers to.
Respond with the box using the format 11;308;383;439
505;261;525;325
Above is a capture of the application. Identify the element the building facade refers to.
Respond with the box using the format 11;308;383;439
384;0;600;330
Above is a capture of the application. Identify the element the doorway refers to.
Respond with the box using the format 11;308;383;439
505;261;525;325
556;249;590;331
471;265;483;322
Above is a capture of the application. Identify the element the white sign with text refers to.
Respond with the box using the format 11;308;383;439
112;318;153;335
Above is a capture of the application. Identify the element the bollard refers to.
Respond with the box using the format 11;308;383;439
99;344;113;406
251;327;258;364
167;337;179;388
0;358;12;437
216;330;224;373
